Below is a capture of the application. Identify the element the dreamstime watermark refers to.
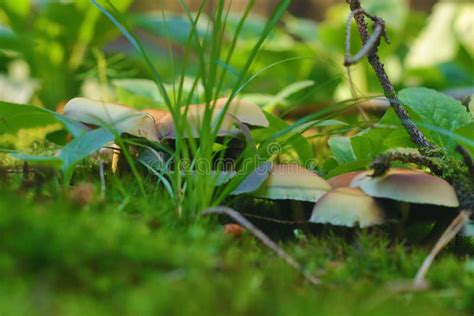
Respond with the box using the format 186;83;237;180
156;142;319;176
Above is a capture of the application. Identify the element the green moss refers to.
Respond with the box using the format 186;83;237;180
0;182;472;315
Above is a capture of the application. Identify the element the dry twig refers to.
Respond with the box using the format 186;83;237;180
202;206;321;285
413;210;470;288
345;0;434;149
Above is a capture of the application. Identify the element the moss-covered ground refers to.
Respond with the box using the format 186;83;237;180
0;177;472;316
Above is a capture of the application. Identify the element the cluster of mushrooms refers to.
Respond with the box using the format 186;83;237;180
62;97;460;228
234;164;458;228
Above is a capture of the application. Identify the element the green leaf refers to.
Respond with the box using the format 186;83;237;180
351;108;415;161
0;101;60;134
454;122;474;156
252;112;313;164
231;162;272;195
0;100;86;137
59;128;115;182
399;87;472;148
328;136;356;165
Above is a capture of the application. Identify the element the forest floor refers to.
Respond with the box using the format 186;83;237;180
0;176;472;316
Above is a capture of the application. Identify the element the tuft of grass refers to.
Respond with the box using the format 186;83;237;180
92;0;304;217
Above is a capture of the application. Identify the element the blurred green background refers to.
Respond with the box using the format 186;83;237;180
0;0;472;112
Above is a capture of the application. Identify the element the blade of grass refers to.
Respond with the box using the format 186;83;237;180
91;0;172;110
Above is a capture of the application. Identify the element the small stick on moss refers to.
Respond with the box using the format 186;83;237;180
413;210;470;288
239;212;309;225
202;206;321;286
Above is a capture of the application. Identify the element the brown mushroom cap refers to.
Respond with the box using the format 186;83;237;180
309;187;387;228
157;105;237;139
327;171;364;189
214;98;269;127
253;164;331;202
63;97;159;142
359;97;390;112
157;98;269;139
351;168;459;207
142;108;168;123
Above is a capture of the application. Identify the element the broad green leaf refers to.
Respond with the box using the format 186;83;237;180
351;108;415;161
54;115;87;138
252;112;313;165
231;162;272;195
399;87;472;148
455;122;474;145
0;100;86;137
328;136;356;165
59;128;115;182
0;101;60;134
45;130;69;146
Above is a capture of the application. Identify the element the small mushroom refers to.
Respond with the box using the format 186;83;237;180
63;97;159;142
142;108;167;123
309;187;387;228
214;98;269;127
157;98;269;139
359;97;390;113
224;223;246;237
253;164;331;202
350;168;459;208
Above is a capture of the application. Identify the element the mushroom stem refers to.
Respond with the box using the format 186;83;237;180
393;202;410;240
